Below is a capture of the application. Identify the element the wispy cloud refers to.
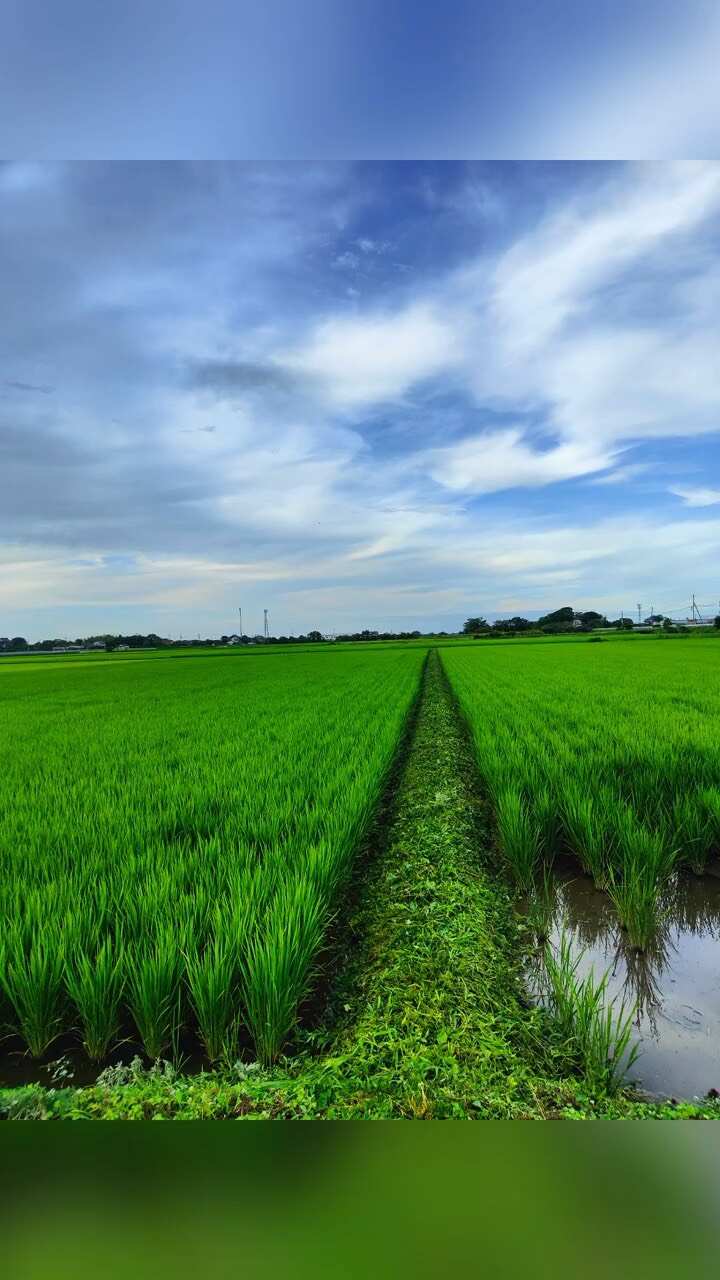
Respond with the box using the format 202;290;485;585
589;463;651;486
424;431;615;495
671;486;720;507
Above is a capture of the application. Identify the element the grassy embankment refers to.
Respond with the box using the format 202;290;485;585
5;649;719;1118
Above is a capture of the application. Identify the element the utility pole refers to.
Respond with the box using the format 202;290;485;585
637;602;642;624
264;609;269;640
238;607;243;638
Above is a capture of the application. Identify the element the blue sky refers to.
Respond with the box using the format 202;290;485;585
2;161;720;638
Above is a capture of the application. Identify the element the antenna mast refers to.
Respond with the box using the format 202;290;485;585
264;609;269;640
238;607;243;638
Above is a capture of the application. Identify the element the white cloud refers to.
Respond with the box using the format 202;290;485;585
589;463;650;486
280;302;463;408
489;164;720;355
671;486;720;507
427;513;720;595
425;429;614;494
355;237;390;254
333;250;361;270
439;163;720;494
275;164;720;499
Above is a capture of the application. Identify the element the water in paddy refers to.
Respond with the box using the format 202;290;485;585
528;865;720;1100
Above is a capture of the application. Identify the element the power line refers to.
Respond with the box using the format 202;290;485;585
609;596;718;625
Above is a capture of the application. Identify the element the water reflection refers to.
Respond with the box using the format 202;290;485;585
525;866;720;1099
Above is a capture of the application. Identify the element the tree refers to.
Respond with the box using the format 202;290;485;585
714;616;720;630
492;617;531;633
462;617;489;634
537;606;574;631
577;610;608;630
10;636;28;649
306;630;323;642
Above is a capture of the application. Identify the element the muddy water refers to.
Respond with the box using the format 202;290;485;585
529;866;720;1100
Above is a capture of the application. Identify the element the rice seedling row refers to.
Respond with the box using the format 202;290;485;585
441;640;720;947
0;648;424;1065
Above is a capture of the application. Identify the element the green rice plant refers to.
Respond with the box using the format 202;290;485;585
0;928;66;1058
65;938;125;1061
544;933;639;1094
126;929;183;1060
240;878;326;1066
700;786;720;861
673;795;714;875
185;934;238;1064
494;787;541;891
607;865;661;952
534;785;561;861
607;811;677;950
525;863;557;943
558;784;612;887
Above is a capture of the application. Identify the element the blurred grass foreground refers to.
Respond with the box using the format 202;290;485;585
2;1124;719;1278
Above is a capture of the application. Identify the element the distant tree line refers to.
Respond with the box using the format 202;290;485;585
462;606;610;636
222;629;426;644
464;607;720;637
1;628;429;653
5;612;718;656
1;632;194;652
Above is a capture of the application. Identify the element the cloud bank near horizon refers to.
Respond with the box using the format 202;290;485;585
2;161;720;638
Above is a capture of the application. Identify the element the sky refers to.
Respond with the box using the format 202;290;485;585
2;160;720;639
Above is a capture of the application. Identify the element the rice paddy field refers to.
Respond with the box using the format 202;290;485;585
3;633;720;1117
441;637;720;1100
0;646;423;1068
442;640;720;946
